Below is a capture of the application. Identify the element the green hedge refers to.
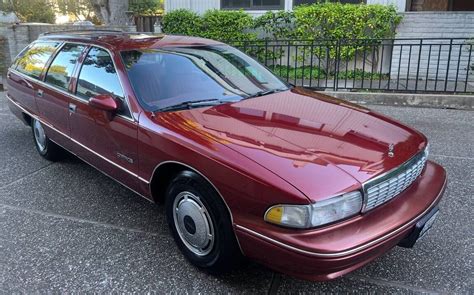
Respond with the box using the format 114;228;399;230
162;9;256;41
161;4;401;75
255;3;401;74
162;4;401;42
162;9;203;36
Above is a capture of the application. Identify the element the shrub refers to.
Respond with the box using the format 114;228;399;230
254;10;295;40
294;3;401;71
161;9;202;36
255;3;401;73
201;10;256;41
293;3;400;41
162;9;256;42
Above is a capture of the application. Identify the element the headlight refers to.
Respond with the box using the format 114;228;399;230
424;142;430;158
264;191;363;229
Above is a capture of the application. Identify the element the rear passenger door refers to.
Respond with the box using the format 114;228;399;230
39;43;86;148
69;46;139;190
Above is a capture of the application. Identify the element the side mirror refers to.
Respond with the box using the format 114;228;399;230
89;94;119;112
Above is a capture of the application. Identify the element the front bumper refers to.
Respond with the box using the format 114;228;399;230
234;160;447;281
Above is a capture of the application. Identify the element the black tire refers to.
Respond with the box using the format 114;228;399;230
165;170;244;273
31;118;64;161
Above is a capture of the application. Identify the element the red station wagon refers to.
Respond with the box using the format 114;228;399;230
6;31;447;281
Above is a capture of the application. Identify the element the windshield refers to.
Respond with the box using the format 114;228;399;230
121;45;288;111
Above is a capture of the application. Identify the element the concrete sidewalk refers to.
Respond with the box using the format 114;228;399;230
321;90;474;110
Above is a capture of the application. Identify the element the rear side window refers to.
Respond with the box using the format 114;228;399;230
76;47;129;116
45;43;85;91
15;42;61;79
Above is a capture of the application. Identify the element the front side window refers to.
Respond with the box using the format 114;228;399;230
15;41;61;79
76;47;129;116
222;0;283;9
121;45;288;111
45;43;85;91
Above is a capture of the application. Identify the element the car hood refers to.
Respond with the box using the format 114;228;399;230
156;88;427;201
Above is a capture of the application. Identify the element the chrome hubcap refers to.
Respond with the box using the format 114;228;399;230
33;119;46;152
173;191;214;256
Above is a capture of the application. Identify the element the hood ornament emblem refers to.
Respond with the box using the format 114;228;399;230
388;144;395;158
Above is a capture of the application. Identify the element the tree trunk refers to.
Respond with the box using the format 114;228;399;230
90;0;128;26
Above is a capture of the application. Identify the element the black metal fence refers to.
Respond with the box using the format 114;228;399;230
231;38;474;94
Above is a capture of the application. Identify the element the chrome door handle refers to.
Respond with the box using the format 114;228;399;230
36;89;43;97
68;103;76;113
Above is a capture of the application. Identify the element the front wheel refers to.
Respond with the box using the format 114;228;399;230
165;170;244;273
31;118;63;161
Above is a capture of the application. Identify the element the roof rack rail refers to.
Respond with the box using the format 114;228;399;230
40;29;124;36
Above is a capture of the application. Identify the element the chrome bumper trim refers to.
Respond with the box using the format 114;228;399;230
235;175;445;258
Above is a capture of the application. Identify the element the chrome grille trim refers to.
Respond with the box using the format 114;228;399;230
362;150;428;213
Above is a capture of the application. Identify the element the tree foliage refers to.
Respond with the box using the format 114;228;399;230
129;0;163;16
1;0;56;23
55;0;96;22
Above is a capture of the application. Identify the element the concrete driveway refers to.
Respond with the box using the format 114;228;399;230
1;92;473;293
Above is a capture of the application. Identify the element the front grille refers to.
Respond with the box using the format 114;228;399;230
362;151;428;212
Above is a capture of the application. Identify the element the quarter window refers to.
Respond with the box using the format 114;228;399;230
45;44;85;91
76;47;129;116
15;42;60;79
221;0;283;10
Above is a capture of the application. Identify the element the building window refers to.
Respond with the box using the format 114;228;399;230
294;0;365;6
221;0;284;10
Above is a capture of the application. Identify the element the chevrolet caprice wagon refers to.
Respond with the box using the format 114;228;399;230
6;31;447;281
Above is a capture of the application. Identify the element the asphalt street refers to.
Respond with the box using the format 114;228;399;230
0;91;473;293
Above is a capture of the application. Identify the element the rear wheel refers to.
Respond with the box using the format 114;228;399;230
31;118;63;161
165;170;243;273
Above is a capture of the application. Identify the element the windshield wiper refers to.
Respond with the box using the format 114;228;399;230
155;99;224;112
243;88;288;100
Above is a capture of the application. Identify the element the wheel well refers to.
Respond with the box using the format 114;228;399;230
150;162;188;204
22;112;32;126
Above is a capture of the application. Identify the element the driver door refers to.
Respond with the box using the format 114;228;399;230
69;46;139;190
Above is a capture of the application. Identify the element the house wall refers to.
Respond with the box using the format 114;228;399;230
391;12;474;82
165;0;219;14
165;0;407;13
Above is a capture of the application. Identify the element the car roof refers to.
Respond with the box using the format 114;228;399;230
38;30;224;51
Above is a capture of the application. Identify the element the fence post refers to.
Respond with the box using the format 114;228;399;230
444;39;453;92
334;39;340;91
414;39;423;92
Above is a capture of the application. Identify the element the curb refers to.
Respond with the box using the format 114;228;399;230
320;91;474;110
